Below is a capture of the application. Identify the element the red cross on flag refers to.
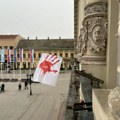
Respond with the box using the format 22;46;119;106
32;53;62;86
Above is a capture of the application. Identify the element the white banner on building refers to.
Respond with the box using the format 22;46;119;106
32;53;62;86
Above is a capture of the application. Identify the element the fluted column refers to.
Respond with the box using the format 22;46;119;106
78;0;107;65
75;0;86;57
75;0;108;86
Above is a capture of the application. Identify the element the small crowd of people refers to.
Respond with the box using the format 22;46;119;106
18;81;28;91
0;80;29;93
2;73;33;92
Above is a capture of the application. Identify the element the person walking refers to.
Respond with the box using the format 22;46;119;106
1;83;5;92
18;82;22;90
24;81;28;89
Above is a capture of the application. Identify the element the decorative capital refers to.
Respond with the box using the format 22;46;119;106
84;2;107;19
76;1;108;65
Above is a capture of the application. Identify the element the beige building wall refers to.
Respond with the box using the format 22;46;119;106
0;36;74;70
14;35;23;48
74;0;119;88
82;65;106;87
16;49;74;70
106;0;118;88
0;35;23;65
0;35;23;49
74;0;119;119
79;0;86;29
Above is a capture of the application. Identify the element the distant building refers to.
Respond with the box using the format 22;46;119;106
16;38;74;69
0;34;23;49
0;35;74;70
0;34;23;69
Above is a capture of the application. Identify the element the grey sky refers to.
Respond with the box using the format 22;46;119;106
0;0;74;39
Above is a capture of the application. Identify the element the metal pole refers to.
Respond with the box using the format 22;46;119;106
29;74;32;95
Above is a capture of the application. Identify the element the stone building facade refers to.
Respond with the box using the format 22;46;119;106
0;34;23;50
74;0;120;119
74;0;118;88
0;35;74;70
0;35;23;67
16;38;74;70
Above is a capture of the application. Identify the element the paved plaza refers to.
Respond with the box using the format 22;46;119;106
0;70;71;120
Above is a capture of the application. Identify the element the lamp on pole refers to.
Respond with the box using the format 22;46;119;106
29;74;32;95
26;74;33;95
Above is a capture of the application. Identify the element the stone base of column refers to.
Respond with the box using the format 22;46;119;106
78;55;106;65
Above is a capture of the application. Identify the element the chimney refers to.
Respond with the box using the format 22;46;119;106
36;37;37;40
59;36;61;39
47;37;49;40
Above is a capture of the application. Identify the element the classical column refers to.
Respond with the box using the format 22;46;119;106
75;0;108;86
107;1;120;119
78;1;107;65
106;0;118;88
75;0;86;57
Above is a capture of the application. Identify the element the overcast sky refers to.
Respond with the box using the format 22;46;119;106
0;0;74;39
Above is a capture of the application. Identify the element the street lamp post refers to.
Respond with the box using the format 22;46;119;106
26;74;33;95
29;74;32;95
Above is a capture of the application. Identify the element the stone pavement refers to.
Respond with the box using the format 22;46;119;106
0;71;71;120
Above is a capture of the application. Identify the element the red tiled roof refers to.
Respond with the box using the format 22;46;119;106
0;35;19;39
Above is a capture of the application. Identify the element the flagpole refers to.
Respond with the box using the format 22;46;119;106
7;49;8;78
30;62;31;74
29;49;31;74
1;62;2;79
1;49;4;79
20;62;21;81
0;62;1;79
9;62;11;78
19;48;22;81
13;62;15;79
14;63;15;79
13;48;16;79
7;62;8;78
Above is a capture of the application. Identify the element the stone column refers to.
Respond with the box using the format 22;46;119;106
74;0;80;57
75;0;86;59
107;1;120;119
117;0;120;85
106;0;118;88
77;0;108;86
79;1;107;64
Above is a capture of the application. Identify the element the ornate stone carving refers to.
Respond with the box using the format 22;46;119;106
89;17;107;53
76;2;107;64
81;16;107;56
75;38;80;53
108;87;120;119
84;2;107;18
79;27;87;56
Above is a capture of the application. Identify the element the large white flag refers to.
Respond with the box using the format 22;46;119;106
32;53;62;86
